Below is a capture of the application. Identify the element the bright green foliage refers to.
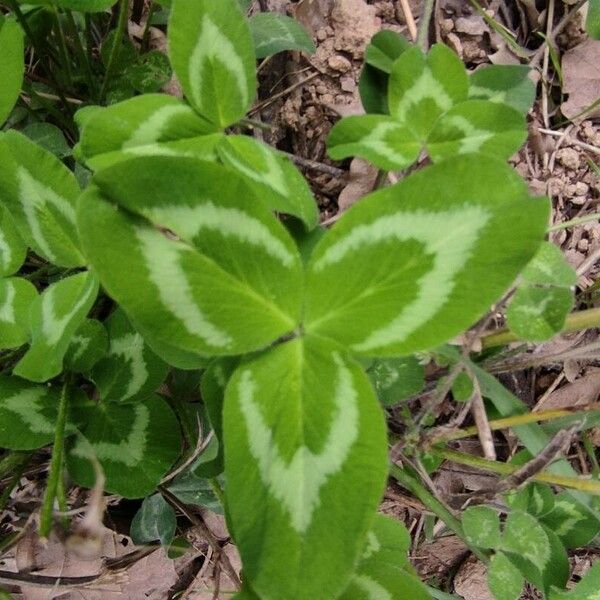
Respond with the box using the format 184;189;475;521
541;493;600;548
451;371;474;402
339;515;431;599
75;95;221;170
364;30;410;74
367;356;424;406
521;241;577;288
463;505;501;549
91;309;167;403
329;45;525;169
488;552;524;600
217;135;318;229
131;493;177;547
64;319;109;373
469;64;536;114
0;131;85;267
0;205;27;277
169;0;257;128
502;511;550;571
549;561;600;599
22;0;118;11
0;277;37;350
0;376;62;450
67;395;181;498
587;0;600;40
14;272;99;382
77;157;303;357
506;482;554;518
305;156;549;356
223;336;388;600
249;13;316;59
0;18;24;127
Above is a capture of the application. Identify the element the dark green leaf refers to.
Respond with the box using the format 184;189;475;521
130;493;177;546
249;12;315;59
368;356;424;406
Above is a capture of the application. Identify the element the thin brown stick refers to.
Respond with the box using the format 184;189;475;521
398;0;418;41
249;73;319;114
469;374;497;461
281;151;346;178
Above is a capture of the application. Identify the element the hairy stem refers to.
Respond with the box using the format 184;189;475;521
417;0;435;50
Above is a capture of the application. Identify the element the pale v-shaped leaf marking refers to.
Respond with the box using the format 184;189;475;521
353;575;392;600
238;354;359;533
2;389;54;434
394;68;453;122
0;230;12;271
441;115;493;153
0;281;16;322
123;105;192;149
109;333;148;400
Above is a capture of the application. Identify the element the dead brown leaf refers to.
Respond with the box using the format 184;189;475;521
561;39;600;122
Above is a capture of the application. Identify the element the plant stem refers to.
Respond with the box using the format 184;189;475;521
417;0;435;50
65;9;98;99
141;1;155;52
481;306;600;349
548;212;600;232
53;7;73;88
99;0;128;102
39;382;70;539
389;463;489;563
430;447;600;494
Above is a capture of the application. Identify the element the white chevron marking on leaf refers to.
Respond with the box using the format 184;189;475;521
17;167;76;262
109;333;148;400
469;84;507;103
189;16;249;116
353;575;392;600
0;230;12;271
70;334;90;360
221;143;288;196
363;531;381;560
41;276;97;346
2;389;54;434
122;105;192;149
442;115;493;153
314;207;490;350
238;354;359;533
360;122;415;165
72;404;149;467
0;281;16;322
394;68;453;122
135;227;232;348
148;203;295;267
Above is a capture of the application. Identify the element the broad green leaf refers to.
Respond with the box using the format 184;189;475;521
427;100;526;162
134;327;210;370
451;371;474;402
223;336;388;600
22;122;71;158
541;493;600;548
75;94;221;170
469;64;536;114
130;493;177;547
520;241;576;288
0;277;37;350
0;18;24;127
78;157;303;357
167;471;223;513
462;505;501;549
588;0;600;39
67;395;181;498
507;285;573;341
549;561;600;599
64;318;108;373
327;115;420;171
217;135;318;229
125;51;172;94
0;205;27;277
0;376;62;450
506;482;554;518
367;356;424;406
14;271;99;382
0;131;85;267
365;30;411;74
488;552;524;600
501;510;551;573
249;12;315;59
339;515;430;599
91;309;168;404
359;64;391;114
388;44;468;138
305;156;549;356
169;0;257;128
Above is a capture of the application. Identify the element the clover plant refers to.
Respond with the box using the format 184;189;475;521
0;1;598;599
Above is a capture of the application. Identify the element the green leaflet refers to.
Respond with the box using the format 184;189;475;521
305;156;549;356
388;44;468;138
364;30;411;74
506;482;555;518
0;277;38;350
520;241;577;288
217;135;318;229
22;122;71;159
223;336;388;600
14;271;99;382
339;515;431;599
169;0;257;128
75;94;221;170
91;309;168;404
462;505;501;549
0;376;62;450
248;12;315;59
130;493;177;547
588;0;600;39
167;470;223;513
469;64;536;114
67;395;181;498
125;51;172;95
0;131;85;267
549;561;600;599
0;18;24;127
78;157;303;358
541;493;600;548
0;205;27;277
64;318;109;373
367;356;424;407
427;100;526;162
488;552;524;600
327;115;420;171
